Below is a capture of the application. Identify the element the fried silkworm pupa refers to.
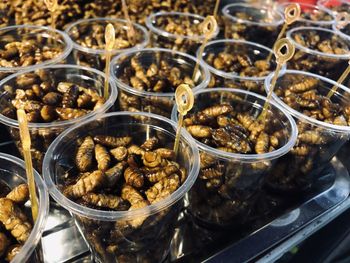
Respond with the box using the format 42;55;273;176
76;136;95;172
154;148;175;159
40;105;57;122
56;107;88;120
127;145;145;156
42;92;62;106
105;161;127;186
143;152;162;168
255;132;269;154
0;198;32;243
63;170;104;199
288;77;318;93
186;125;212;138
200;152;217;169
62;85;79;108
82;193;130;211
93;135;132;148
144;165;179;183
6;184;29;204
201;104;233;117
140;137;159;151
95;144;111;171
124;167;144;188
145;174;180;204
110;146;128;161
200;166;224;180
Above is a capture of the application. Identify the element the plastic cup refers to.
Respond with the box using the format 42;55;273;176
264;70;350;192
0;153;49;263
43;111;200;263
278;2;335;28
146;12;220;55
65;18;149;71
0;64;117;172
333;20;350;49
171;88;297;228
199;39;285;95
0;25;72;81
287;26;350;82
111;47;210;118
222;3;284;48
318;0;350;15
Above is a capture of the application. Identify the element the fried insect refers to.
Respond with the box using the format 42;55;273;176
105;162;126;186
187;125;212;138
62;85;79;108
82;193;130;211
95;144;111;171
0;198;32;243
140;137;159;151
6;184;29;204
56;107;88;120
63;170;104;199
124;167;144;188
289;78;319;93
76;136;95;172
110;146;128;161
144;165;179;183
202;104;233;117
255;132;269;154
145;174;180;204
94;135;132;148
143;152;162;168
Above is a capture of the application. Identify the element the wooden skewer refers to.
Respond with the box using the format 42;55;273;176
104;23;116;101
174;84;194;156
17;109;39;221
213;0;221;18
327;60;350;98
266;3;300;62
259;38;295;121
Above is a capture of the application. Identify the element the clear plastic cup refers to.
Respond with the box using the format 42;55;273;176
199;39;285;95
333;20;350;48
318;0;350;15
0;25;72;81
0;153;49;263
278;2;335;28
287;26;350;82
146;12;220;55
43;111;200;263
0;64;117;172
111;47;210;118
264;70;350;192
222;3;284;48
65;18;149;71
171;88;297;228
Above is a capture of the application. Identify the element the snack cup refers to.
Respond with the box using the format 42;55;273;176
199;39;285;95
222;3;284;48
265;70;350;192
287;26;350;82
0;65;117;172
0;25;72;81
318;0;350;15
146;12;220;55
65;18;149;70
43;112;200;263
278;2;335;28
171;88;297;228
111;48;210;118
0;153;49;262
333;21;350;56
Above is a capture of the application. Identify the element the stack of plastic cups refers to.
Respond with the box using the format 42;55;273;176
146;12;220;55
43;112;200;263
0;65;118;171
222;3;284;48
199;39;284;95
318;0;350;15
0;153;48;262
265;70;350;192
111;48;210;118
65;18;149;71
171;88;297;229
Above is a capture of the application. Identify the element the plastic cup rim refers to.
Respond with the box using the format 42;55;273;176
146;11;220;41
264;69;350;133
111;47;210;97
0;153;49;263
43;111;200;221
287;26;350;59
171;87;298;162
222;3;284;27
197;39;286;81
65;17;150;55
0;64;118;129
0;25;73;72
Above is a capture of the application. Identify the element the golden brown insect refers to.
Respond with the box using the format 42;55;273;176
76;136;95;172
56;107;88;120
0;198;32;243
186;125;212;138
127;145;145;156
0;233;9;257
63;170;104;199
200;166;224;180
289;77;318;93
57;82;73;93
77;93;93;108
82;193;130;210
237;54;252;68
146;63;158;77
130;76;146;91
5;244;22;262
143;152;162;168
144;165;179;183
141;137;159;151
298;131;324;145
6;184;29;204
15;73;39;88
124;167;144;188
94;135;132;148
110;146;128;161
291;145;309;156
202;104;233;117
62;85;79;108
26;110;41;122
255;132;269;154
254;60;270;71
95;144;111;171
145;174;180;204
105;162;127;186
154;148;175;159
199;152;216;169
40;105;56;122
42;92;62;106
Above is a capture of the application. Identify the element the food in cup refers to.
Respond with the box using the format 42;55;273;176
172;88;297;227
265;70;350;192
0;183;32;262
